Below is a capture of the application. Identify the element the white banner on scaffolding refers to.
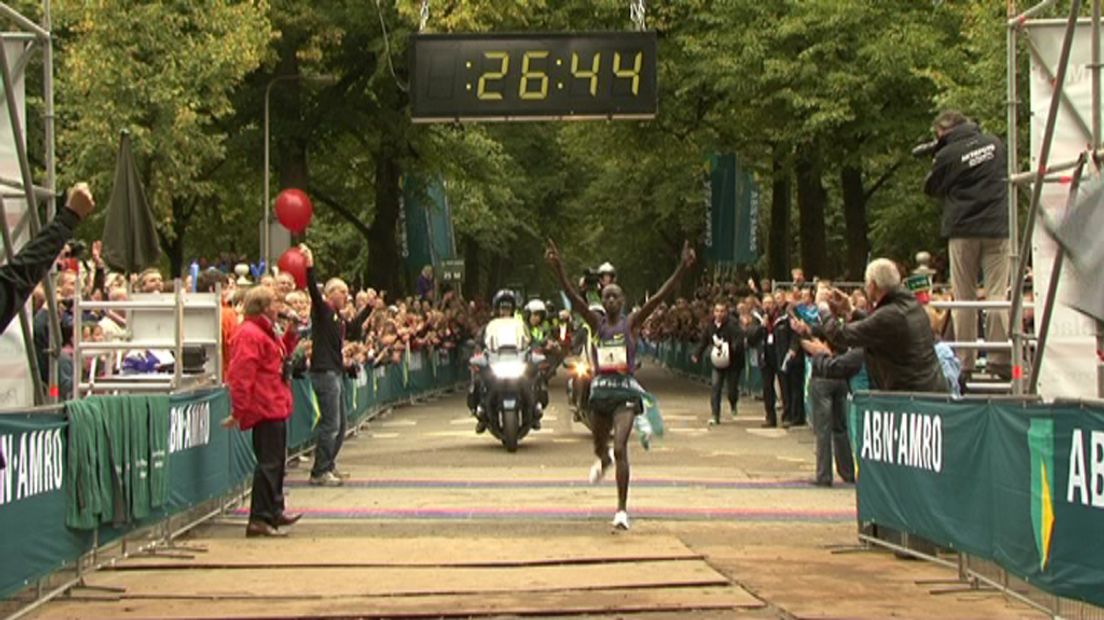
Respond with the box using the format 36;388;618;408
1027;20;1099;401
0;38;33;409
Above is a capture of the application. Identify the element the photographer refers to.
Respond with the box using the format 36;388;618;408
922;110;1010;378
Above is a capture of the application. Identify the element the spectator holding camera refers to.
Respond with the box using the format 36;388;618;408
923;110;1011;379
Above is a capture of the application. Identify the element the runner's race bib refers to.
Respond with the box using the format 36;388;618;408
595;343;629;373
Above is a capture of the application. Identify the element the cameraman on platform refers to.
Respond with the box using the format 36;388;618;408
922;110;1010;379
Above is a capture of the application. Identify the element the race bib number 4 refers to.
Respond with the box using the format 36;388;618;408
596;344;629;373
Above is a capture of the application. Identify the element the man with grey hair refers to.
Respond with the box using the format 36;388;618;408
820;258;946;393
923;110;1010;378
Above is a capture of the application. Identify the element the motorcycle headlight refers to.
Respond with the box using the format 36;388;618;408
491;359;526;379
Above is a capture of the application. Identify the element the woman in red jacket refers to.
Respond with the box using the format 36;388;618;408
227;285;301;537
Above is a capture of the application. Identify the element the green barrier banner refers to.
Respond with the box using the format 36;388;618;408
849;394;993;557
851;394;1104;607
0;413;92;598
990;402;1104;606
0;351;466;602
167;389;238;509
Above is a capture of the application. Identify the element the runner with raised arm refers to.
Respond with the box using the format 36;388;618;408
545;239;695;530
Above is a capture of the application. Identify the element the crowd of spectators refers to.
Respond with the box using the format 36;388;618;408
30;244;489;399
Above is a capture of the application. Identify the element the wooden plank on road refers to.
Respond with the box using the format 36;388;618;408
34;585;762;619
79;559;728;599
111;535;702;569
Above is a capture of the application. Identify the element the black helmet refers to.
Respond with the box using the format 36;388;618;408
492;289;518;312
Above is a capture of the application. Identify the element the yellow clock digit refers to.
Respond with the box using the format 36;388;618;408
571;51;600;96
518;51;549;100
477;51;509;101
613;51;642;96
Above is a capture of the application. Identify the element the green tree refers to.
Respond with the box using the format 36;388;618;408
55;0;273;277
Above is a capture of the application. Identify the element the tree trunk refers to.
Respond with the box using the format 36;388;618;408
796;150;829;280
768;149;791;282
163;197;191;278
841;165;870;281
462;234;481;300
488;253;504;297
367;153;401;293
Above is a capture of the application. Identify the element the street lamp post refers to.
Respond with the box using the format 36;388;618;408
263;74;335;272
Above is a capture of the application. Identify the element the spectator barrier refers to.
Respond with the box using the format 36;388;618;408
849;392;1104;609
0;347;466;601
645;341;1102;611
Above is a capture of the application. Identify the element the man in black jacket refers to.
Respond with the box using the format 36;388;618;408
822;259;946;394
746;294;783;427
300;245;358;487
692;301;745;426
923;110;1010;377
0;184;95;335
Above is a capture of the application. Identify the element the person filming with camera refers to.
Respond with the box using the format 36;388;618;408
922;110;1011;380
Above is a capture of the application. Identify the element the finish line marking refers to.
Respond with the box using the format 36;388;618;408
229;506;854;522
285;477;847;490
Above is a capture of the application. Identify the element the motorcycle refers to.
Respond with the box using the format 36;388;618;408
531;338;564;410
563;353;594;430
471;345;544;452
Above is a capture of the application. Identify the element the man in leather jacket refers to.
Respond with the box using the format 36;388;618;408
821;259;946;394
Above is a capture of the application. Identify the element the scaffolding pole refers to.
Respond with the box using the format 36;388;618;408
0;1;57;405
1009;0;1083;396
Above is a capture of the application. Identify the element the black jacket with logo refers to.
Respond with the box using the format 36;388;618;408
923;122;1008;239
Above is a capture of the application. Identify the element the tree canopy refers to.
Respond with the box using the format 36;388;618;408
28;0;1037;298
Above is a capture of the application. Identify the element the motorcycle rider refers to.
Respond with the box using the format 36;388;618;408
469;290;533;433
525;299;556;412
524;299;550;344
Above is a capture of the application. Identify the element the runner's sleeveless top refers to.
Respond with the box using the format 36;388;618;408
593;315;635;376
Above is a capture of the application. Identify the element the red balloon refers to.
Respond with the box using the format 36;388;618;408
274;188;314;233
276;247;307;289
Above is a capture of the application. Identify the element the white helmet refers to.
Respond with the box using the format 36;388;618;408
596;262;616;276
525;299;547;314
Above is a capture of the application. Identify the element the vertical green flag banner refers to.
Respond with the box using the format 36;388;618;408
851;393;1104;607
703;154;759;265
400;175;456;280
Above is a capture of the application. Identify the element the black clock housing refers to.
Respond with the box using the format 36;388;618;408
411;31;657;122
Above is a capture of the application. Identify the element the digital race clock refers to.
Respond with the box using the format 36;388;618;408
410;32;657;122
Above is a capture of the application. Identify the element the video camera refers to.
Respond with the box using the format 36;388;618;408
66;240;86;259
911;139;939;159
583;268;600;289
